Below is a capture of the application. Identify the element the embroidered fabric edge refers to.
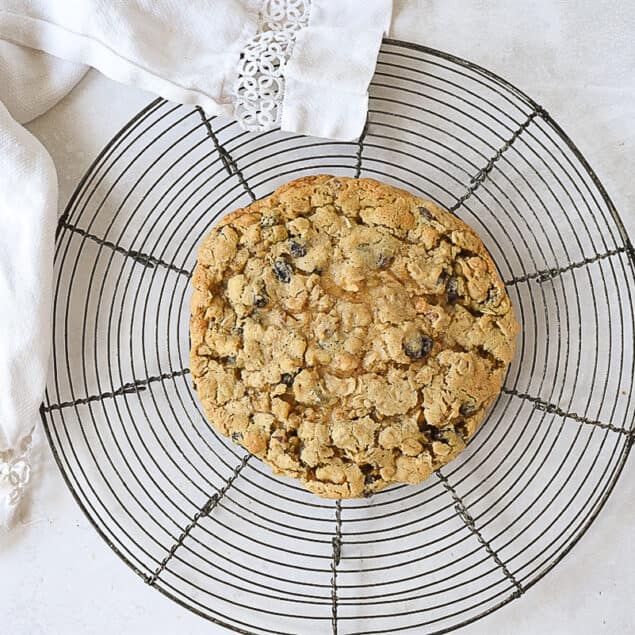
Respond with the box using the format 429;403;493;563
233;0;312;131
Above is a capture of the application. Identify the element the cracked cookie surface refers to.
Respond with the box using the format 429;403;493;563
190;175;519;498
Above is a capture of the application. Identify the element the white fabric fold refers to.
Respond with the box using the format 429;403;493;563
282;0;392;139
0;100;57;528
310;0;393;33
0;39;87;124
0;0;261;118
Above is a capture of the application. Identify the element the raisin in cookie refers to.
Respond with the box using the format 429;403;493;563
190;175;519;498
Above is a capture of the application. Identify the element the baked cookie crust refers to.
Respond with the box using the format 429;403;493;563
190;175;519;498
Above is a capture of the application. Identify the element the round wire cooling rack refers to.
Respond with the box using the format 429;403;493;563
41;40;635;635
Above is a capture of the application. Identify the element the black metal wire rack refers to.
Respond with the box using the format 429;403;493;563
41;40;635;635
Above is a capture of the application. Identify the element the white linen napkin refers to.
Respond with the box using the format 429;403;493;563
283;0;392;138
0;0;392;529
0;40;84;529
0;0;391;138
0;99;57;529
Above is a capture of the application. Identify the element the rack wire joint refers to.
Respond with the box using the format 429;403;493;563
503;388;634;437
59;221;192;278
146;454;251;586
451;107;544;212
42;369;191;413
505;247;627;285
330;500;343;635
196;107;256;201
354;119;370;179
437;470;524;598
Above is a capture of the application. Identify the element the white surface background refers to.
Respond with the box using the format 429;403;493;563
2;1;634;633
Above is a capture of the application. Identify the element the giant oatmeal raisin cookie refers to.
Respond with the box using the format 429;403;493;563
190;175;519;498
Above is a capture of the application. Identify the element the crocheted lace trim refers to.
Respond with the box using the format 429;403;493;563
233;0;311;131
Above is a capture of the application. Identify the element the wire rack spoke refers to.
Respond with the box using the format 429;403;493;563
147;454;251;586
353;118;370;179
450;107;545;212
503;388;634;437
330;500;343;635
505;247;629;285
42;369;191;413
59;220;192;278
196;107;256;201
436;470;524;598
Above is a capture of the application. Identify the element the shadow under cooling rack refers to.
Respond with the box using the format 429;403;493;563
41;39;635;635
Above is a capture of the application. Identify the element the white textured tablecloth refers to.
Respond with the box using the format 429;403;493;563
2;1;634;634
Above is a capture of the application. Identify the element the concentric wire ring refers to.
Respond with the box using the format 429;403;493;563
41;40;635;635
